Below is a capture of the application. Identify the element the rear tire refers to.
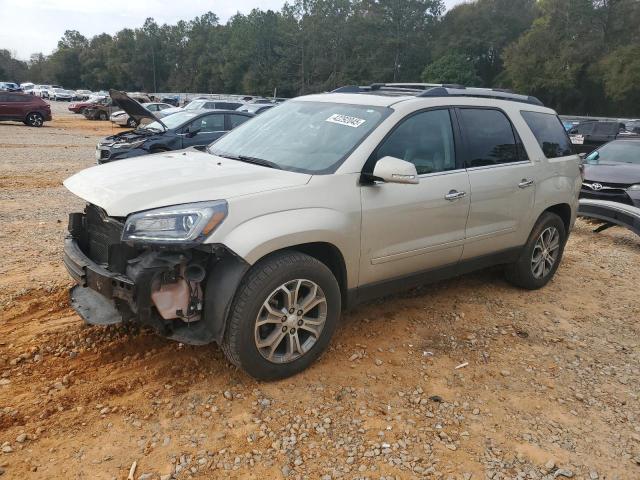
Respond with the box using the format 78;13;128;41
505;212;566;290
98;111;108;121
221;251;341;380
26;112;44;127
126;117;137;128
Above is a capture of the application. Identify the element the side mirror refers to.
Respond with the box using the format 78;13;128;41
372;156;419;185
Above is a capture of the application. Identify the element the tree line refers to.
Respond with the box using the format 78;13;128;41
1;0;639;116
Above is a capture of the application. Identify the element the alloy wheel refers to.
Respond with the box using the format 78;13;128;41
531;226;560;279
254;279;327;364
28;113;43;127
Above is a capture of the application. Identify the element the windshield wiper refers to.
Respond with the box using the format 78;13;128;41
215;152;280;169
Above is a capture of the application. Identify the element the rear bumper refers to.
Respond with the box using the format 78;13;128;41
578;199;640;236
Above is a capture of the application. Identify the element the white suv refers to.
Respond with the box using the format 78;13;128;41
63;85;581;379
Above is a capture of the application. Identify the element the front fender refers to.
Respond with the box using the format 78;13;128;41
218;208;360;289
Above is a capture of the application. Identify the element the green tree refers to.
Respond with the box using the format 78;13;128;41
421;53;481;85
601;45;640;106
433;0;537;87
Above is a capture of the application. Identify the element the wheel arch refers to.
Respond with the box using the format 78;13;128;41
25;111;43;120
204;241;349;345
542;203;572;233
269;242;348;308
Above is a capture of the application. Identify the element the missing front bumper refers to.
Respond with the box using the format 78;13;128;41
70;285;124;325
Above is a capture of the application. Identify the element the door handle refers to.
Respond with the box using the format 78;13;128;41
444;190;467;201
518;179;534;189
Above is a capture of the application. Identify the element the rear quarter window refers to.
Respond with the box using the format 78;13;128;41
521;111;574;159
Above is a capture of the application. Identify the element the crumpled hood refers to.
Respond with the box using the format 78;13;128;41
63;150;312;217
583;162;640;185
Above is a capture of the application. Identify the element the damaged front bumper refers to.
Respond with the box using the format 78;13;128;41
63;206;250;345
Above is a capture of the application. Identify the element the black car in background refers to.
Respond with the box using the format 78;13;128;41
569;120;639;154
580;139;640;207
96;90;253;163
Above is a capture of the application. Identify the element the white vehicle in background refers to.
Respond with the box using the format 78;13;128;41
49;88;74;101
109;102;174;127
20;82;35;94
42;85;62;99
33;85;52;97
74;89;93;100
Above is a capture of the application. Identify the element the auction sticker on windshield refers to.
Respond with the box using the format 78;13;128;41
326;114;366;128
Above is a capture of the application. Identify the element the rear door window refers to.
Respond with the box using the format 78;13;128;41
215;102;238;110
190;114;225;133
593;122;617;136
458;108;522;167
573;123;595;135
521;111;574;158
227;114;251;129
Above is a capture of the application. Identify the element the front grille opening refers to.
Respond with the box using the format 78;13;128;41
76;204;137;273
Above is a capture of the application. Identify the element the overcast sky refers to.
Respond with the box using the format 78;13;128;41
0;0;464;60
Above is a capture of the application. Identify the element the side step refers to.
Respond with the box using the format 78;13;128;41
578;199;640;236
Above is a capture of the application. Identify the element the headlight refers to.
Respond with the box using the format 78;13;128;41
112;139;146;149
122;201;228;245
628;184;640;191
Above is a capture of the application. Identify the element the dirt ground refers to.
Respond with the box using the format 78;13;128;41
0;102;639;480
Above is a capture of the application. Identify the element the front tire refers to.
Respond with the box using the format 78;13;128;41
26;112;44;127
221;251;341;380
126;117;137;128
505;212;566;290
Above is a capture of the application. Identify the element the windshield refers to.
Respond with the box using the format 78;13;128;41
589;141;640;164
208;100;389;174
144;111;198;131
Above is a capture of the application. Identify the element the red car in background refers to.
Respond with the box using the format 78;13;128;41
0;91;52;127
68;96;107;114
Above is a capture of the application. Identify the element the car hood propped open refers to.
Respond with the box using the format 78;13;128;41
63;150;311;217
109;89;166;129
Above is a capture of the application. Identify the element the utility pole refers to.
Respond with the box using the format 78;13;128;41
151;42;157;94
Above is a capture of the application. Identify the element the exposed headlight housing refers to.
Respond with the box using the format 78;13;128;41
628;184;640;191
122;201;228;245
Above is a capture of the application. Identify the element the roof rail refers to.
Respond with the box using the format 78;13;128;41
417;86;544;106
330;83;544;106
